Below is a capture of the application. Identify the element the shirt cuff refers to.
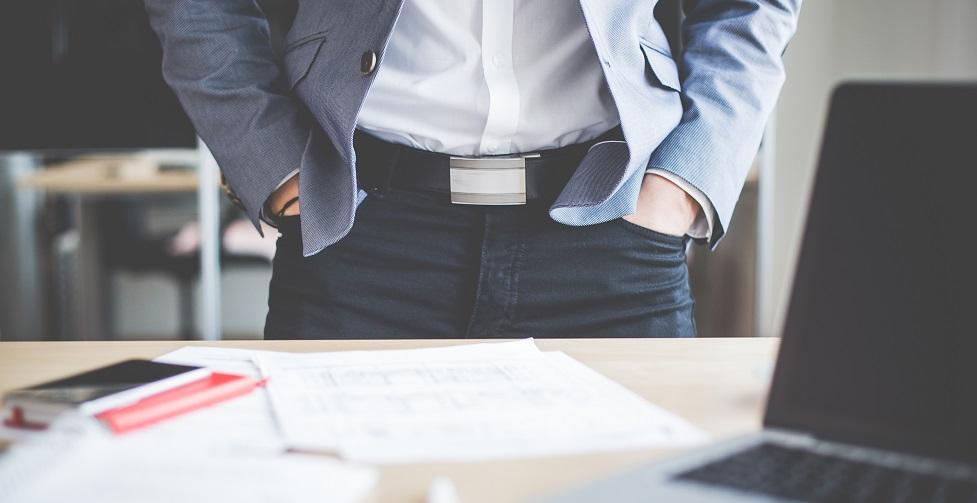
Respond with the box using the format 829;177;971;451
260;168;301;226
645;168;715;240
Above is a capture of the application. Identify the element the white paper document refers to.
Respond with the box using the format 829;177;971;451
0;417;377;503
148;346;287;455
1;347;378;503
258;340;706;463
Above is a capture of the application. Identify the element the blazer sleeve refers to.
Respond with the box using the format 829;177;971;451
646;0;801;247
144;0;309;231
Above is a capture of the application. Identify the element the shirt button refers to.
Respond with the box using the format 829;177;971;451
360;50;378;76
491;54;504;67
486;144;499;154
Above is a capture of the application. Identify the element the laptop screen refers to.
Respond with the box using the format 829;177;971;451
765;83;977;464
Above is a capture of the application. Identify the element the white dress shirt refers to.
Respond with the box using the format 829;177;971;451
356;0;714;238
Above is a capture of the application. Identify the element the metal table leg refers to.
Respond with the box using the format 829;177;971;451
197;140;222;341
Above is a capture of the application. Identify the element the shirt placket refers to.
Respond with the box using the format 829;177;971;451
478;0;520;156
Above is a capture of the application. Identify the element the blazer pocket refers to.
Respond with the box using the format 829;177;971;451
283;34;327;89
639;39;681;92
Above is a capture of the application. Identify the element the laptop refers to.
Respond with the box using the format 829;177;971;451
541;82;977;503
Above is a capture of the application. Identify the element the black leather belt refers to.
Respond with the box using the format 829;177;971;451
354;126;624;204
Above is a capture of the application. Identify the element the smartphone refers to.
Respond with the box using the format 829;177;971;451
3;360;209;424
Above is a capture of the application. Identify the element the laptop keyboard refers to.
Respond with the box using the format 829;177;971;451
674;442;977;503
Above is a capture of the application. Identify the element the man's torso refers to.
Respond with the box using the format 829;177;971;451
356;0;620;157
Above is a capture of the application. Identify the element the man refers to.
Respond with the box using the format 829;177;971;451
145;0;801;339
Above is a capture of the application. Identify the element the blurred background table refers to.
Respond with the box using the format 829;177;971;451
18;156;204;341
17;156;199;194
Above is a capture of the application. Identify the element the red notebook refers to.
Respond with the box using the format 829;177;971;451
95;372;265;434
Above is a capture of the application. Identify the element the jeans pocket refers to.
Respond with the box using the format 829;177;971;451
613;218;688;251
276;215;301;229
271;216;304;267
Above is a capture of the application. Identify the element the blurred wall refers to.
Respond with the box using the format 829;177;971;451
762;0;977;336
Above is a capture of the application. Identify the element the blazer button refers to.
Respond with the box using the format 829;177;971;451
360;50;378;76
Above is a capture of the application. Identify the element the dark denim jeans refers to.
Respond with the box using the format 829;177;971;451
265;187;695;339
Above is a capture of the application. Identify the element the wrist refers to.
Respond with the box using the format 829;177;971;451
265;174;301;217
624;174;700;236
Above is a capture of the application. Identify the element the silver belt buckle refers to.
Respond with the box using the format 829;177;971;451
449;154;538;205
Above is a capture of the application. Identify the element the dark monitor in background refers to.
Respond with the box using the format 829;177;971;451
0;0;197;152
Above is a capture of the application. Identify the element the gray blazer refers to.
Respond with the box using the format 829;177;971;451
145;0;801;256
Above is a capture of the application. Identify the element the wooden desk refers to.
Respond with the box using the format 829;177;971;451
0;338;778;502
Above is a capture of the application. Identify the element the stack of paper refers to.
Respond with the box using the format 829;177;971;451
0;413;376;503
0;347;378;503
257;340;706;463
152;346;286;455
